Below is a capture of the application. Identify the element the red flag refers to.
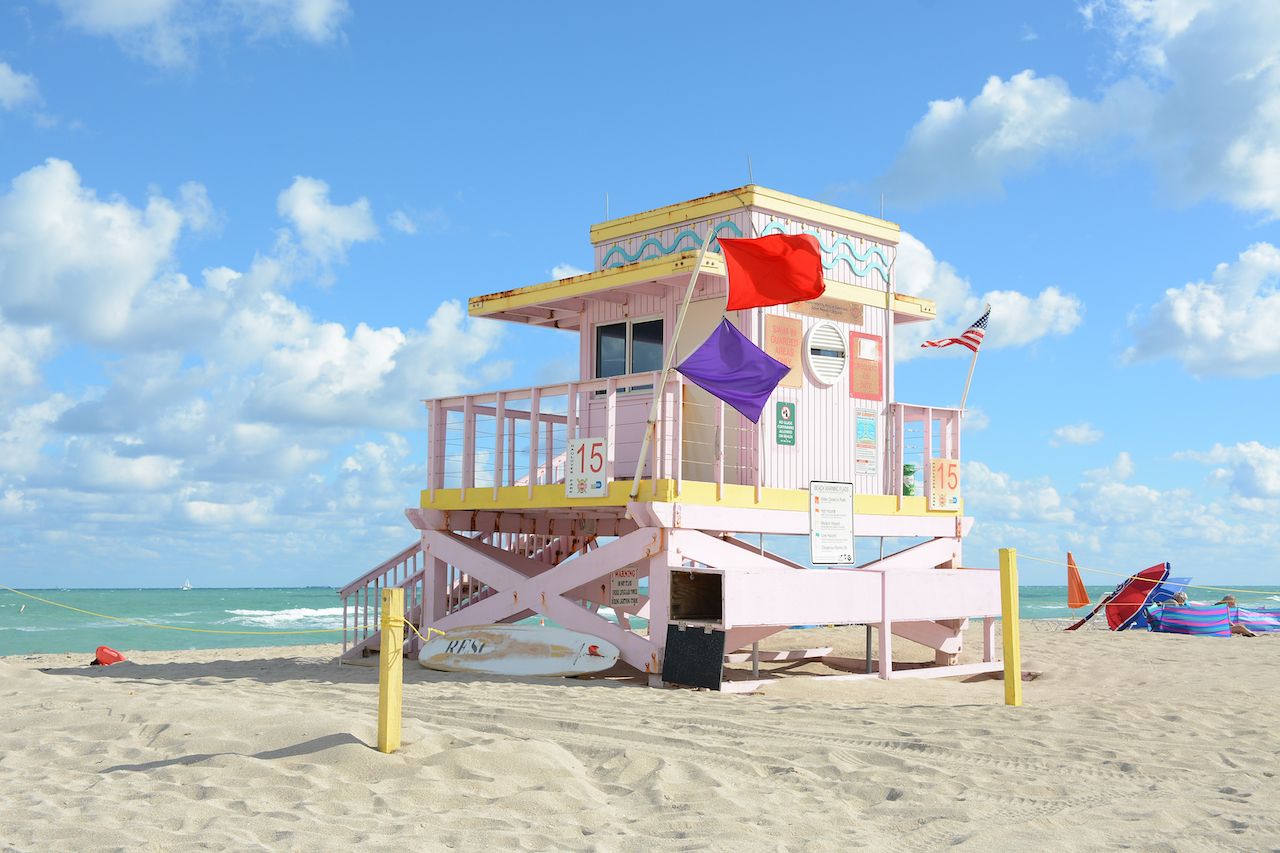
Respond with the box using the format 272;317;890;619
1067;551;1090;609
720;234;825;311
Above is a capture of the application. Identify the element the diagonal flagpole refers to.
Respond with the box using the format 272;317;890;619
628;227;722;499
958;303;990;414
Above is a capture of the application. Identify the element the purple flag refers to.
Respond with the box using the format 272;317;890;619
675;318;790;423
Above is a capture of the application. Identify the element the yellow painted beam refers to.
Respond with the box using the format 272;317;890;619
377;587;404;753
467;251;936;324
467;253;714;318
998;547;1023;707
421;478;961;517
589;185;901;246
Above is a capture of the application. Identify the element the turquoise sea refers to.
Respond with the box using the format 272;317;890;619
2;584;1279;656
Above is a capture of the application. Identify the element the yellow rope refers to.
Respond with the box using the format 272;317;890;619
0;584;345;635
1016;554;1280;598
382;614;446;644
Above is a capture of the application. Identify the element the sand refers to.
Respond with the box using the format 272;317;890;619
1;623;1277;852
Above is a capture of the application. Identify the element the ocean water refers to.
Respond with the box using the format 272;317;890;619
0;587;343;657
2;584;1278;656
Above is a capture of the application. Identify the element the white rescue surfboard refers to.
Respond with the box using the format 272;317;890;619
417;624;620;677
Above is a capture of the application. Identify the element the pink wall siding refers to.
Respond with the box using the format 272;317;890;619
582;203;899;496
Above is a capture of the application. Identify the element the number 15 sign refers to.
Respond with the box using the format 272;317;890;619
928;458;961;510
567;437;608;498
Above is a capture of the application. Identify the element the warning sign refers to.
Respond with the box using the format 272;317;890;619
776;401;796;446
609;567;640;608
764;315;802;388
809;480;854;565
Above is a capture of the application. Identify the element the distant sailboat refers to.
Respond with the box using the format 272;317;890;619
181;579;192;591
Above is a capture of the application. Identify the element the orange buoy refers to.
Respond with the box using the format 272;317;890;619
92;646;127;666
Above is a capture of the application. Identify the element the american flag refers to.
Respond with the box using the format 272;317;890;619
921;304;990;353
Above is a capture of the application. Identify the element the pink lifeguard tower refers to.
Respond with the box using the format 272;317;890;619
339;186;1008;691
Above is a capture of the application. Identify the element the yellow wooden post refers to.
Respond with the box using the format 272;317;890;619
998;547;1022;707
377;587;404;753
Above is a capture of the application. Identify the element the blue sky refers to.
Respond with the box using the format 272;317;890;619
2;0;1279;587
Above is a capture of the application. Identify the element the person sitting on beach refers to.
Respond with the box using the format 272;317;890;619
1216;595;1258;637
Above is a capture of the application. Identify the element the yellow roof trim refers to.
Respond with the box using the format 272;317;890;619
469;252;936;324
589;185;901;246
468;254;713;317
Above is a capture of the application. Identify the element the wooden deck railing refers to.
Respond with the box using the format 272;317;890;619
425;371;760;499
888;403;963;502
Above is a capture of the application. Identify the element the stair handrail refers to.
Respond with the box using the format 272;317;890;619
338;540;422;597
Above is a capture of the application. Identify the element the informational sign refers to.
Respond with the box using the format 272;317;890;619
764;315;803;388
849;332;883;401
609;566;640;608
808;480;854;565
776;401;796;446
855;410;877;476
929;458;961;510
566;437;608;498
790;296;864;326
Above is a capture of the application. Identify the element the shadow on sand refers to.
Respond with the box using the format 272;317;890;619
101;732;366;773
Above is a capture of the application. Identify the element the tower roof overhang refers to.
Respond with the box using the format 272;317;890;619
468;252;936;328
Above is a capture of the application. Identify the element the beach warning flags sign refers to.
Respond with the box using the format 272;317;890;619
1067;551;1091;609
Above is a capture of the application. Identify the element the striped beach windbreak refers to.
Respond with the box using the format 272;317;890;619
1148;604;1233;637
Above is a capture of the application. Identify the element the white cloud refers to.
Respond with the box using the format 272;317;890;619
963;407;990;430
1051;422;1104;446
51;0;350;67
1125;241;1280;376
243;300;504;428
1176;441;1280;500
183;497;271;526
0;62;39;110
0;317;55;392
551;263;590;279
894;232;1083;358
0;159;193;345
962;460;1076;524
882;1;1280;217
232;0;350;43
276;176;378;267
388;209;418;235
880;70;1141;204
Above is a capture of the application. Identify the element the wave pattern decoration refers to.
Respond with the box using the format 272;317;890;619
600;220;743;268
759;221;891;281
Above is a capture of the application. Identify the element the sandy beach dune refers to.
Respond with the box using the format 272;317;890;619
2;624;1277;851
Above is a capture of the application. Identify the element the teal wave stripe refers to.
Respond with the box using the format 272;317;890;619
600;220;743;268
759;221;891;281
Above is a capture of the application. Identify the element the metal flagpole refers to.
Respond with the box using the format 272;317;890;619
629;227;722;498
958;303;989;413
959;347;979;413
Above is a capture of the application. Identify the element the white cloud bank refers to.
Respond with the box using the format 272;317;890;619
881;1;1280;218
0;159;504;579
961;448;1280;579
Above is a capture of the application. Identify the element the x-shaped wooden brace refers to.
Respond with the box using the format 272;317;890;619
423;526;663;674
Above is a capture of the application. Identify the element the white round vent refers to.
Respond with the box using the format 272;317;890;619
804;322;847;386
